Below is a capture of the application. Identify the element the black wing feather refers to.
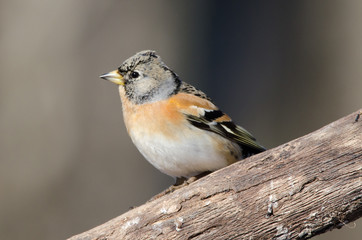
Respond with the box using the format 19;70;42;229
186;112;266;156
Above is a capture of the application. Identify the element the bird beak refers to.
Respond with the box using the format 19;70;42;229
99;70;124;85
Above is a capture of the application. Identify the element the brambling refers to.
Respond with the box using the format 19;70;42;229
100;50;265;184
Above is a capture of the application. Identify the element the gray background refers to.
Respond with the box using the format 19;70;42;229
0;1;361;239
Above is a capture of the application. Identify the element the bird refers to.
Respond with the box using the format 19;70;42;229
100;50;265;186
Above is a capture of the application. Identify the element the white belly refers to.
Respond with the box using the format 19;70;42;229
129;126;231;177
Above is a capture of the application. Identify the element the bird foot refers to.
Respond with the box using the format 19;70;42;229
148;172;210;201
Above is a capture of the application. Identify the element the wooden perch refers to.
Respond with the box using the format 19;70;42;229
69;110;362;240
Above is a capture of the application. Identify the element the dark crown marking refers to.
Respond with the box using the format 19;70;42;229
118;50;158;73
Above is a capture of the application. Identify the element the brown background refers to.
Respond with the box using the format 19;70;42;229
0;1;361;239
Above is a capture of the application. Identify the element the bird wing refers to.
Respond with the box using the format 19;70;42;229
169;92;266;155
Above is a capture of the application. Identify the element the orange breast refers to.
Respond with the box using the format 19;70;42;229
119;90;218;139
119;94;185;139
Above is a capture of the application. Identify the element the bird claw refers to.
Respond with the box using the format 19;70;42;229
148;172;210;201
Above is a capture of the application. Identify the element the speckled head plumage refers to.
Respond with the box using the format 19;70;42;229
117;50;159;73
115;50;181;104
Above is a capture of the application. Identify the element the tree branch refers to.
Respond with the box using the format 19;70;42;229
69;109;362;240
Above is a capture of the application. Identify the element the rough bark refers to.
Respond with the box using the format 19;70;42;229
69;110;362;240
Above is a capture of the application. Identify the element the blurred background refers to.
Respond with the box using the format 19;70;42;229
0;1;361;239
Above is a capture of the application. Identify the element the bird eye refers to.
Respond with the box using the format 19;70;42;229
130;71;139;79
